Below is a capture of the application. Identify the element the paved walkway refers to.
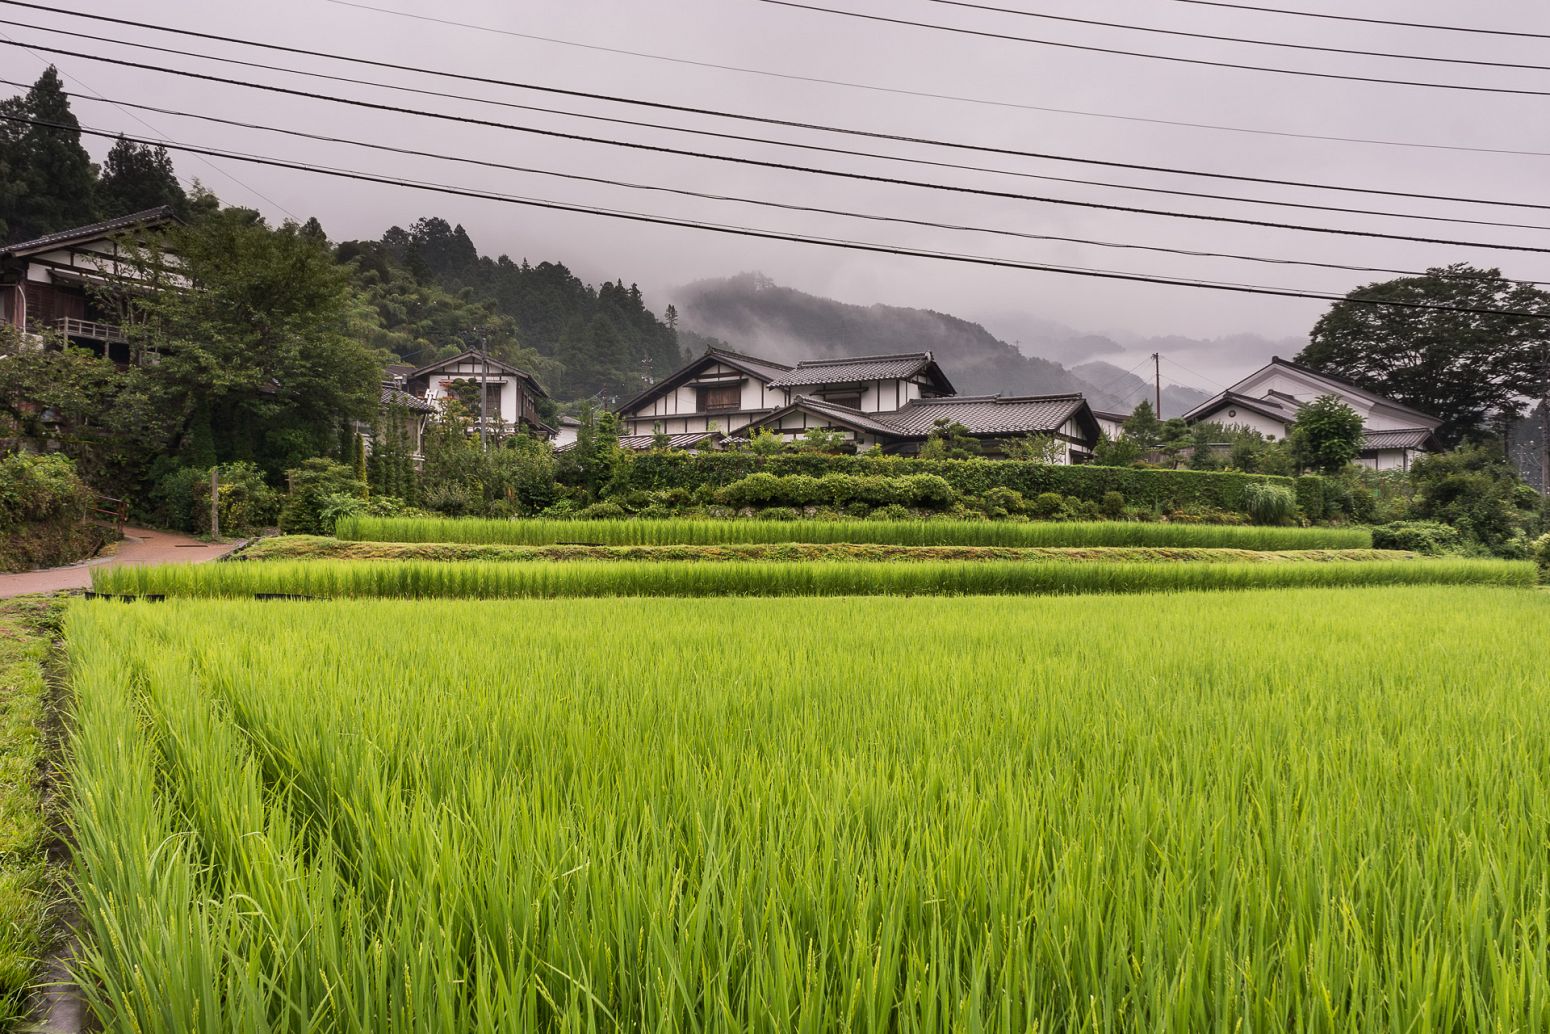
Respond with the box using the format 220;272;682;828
0;526;242;598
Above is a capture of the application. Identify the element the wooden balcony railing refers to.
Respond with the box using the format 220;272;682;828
55;317;127;344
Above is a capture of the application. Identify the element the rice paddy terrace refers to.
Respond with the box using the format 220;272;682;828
25;515;1550;1030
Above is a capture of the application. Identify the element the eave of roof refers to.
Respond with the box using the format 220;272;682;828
1362;427;1438;451
1182;390;1296;425
408;350;550;398
766;351;956;394
614;347;790;414
886;393;1097;438
2;206;179;258
379;385;436;413
1265;357;1440;425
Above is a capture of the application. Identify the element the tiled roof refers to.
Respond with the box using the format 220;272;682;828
615;348;791;414
767;352;943;388
707;348;793;383
2;206;178;257
774;395;908;436
1182;390;1298;425
558;431;721;452
380;385;436;413
883;394;1089;436
1363;427;1436;450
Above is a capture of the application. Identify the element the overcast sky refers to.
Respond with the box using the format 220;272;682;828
8;0;1550;382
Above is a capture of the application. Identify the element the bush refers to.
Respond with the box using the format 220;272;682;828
197;462;280;536
1243;482;1297;526
1030;492;1067;519
625;453;1315;520
1101;491;1126;519
575;501;629;520
1533;533;1550;579
716;472;957;511
0;452;103;571
1371;521;1464;555
279;459;365;535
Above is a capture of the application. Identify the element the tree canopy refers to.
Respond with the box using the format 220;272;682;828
1288;395;1364;475
1298;265;1550;445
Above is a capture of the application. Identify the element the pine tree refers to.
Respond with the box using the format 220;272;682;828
4;67;98;242
98;135;186;219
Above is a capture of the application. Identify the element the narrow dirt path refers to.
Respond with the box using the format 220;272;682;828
0;527;242;598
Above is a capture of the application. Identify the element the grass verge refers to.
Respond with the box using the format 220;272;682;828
244;535;1412;566
93;556;1532;599
336;515;1373;550
0;597;61;1028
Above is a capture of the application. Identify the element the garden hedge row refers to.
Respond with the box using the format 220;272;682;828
624;453;1322;516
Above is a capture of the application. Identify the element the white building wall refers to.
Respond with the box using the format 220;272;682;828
1230;368;1429;433
1194;404;1289;441
621;362;788;435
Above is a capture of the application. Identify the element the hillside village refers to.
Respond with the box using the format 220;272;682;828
3;18;1550;1031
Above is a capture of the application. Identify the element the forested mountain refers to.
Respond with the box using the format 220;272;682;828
340;218;683;401
669;273;1209;411
671;273;1104;397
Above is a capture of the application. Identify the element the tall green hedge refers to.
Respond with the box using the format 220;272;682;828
624;453;1317;516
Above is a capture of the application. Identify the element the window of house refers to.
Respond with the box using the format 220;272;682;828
700;384;741;411
821;392;863;410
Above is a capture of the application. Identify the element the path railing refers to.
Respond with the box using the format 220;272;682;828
90;493;128;534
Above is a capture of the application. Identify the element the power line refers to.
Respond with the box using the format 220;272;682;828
318;0;1550;161
758;0;1550;98
0;31;298;219
12;28;1548;237
5;8;1549;216
10;111;1550;323
23;76;1549;288
921;0;1550;71
1160;0;1550;41
6;39;1550;257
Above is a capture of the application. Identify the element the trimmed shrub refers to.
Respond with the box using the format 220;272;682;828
627;453;1313;519
1371;521;1464;555
1243;482;1297;526
1030;492;1068;519
1101;492;1126;519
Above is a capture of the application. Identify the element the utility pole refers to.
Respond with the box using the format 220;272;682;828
478;332;489;453
209;467;220;540
1151;352;1162;416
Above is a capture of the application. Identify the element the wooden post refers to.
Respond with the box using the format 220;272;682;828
209;467;220;540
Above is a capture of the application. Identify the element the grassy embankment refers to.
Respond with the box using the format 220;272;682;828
63;588;1550;1031
0;598;62;1028
336;515;1373;550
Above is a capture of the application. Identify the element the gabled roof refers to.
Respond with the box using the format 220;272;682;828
741;395;908;438
766;351;955;394
1182;390;1299;425
738;392;1100;442
558;430;722;452
1362;427;1438;451
409;350;550;398
886;393;1100;439
615;347;791;414
2;206;179;258
1253;357;1440;426
380;384;436;413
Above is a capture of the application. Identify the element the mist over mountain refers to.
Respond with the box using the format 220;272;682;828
1071;362;1210;420
671;273;1218;414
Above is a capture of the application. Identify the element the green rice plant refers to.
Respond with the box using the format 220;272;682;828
63;588;1550;1031
242;535;1414;566
337;515;1373;550
91;556;1534;599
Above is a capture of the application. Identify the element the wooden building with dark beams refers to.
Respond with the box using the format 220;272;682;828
0;207;179;364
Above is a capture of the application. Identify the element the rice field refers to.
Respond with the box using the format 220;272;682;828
336;515;1372;550
89;555;1530;599
65;588;1550;1031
